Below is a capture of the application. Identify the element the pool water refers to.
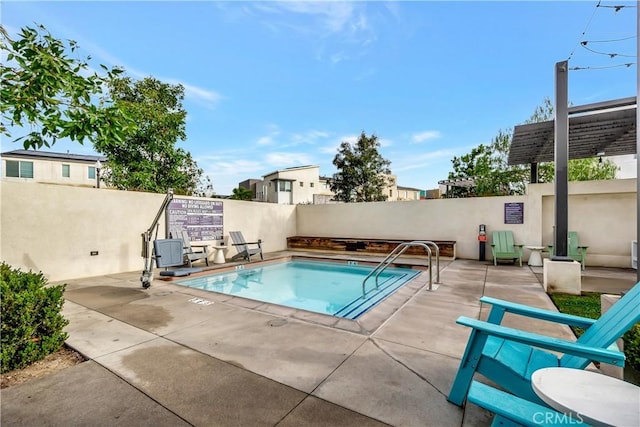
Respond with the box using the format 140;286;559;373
175;260;420;319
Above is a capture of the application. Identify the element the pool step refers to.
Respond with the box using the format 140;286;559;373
335;271;419;319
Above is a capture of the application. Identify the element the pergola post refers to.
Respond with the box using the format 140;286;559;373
553;60;569;259
530;162;538;184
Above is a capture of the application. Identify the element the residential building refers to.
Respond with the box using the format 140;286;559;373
1;150;106;188
260;165;321;204
314;176;335;204
396;186;422;201
238;178;263;200
243;166;422;204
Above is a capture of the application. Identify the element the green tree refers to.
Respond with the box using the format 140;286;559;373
194;175;216;198
330;132;392;202
230;187;253;200
0;24;132;149
446;98;618;198
95;76;202;194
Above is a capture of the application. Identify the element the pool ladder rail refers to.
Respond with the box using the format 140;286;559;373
362;241;439;299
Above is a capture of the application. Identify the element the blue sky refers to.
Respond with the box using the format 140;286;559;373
2;1;637;194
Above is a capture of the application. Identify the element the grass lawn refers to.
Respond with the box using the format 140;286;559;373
550;292;602;336
550;291;640;385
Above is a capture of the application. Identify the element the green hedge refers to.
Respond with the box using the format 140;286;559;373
1;262;69;373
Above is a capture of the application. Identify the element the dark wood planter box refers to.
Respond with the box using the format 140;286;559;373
286;236;456;259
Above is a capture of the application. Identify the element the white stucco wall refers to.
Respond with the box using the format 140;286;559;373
296;179;637;267
0;181;296;281
1;178;636;281
295;195;531;261
535;179;637;268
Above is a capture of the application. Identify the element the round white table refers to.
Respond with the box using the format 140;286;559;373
531;367;640;427
525;246;545;267
212;244;227;264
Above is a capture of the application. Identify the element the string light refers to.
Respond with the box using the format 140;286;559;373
566;1;636;71
598;4;636;11
581;35;636;43
580;42;636;58
569;63;635;71
567;1;601;61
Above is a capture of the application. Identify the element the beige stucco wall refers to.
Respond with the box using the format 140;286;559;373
296;178;637;267
296;195;530;261
534;179;637;268
1;178;636;282
0;181;296;281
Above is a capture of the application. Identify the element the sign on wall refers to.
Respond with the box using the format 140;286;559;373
166;198;223;241
504;202;524;224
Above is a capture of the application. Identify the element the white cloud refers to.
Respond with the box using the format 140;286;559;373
319;135;357;154
411;131;442;144
168;80;223;109
31;23;224;109
198;155;265;176
265;152;314;166
256;136;274;146
271;2;359;35
392;149;456;172
245;1;377;64
289;129;330;145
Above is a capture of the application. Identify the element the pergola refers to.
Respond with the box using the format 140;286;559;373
508;94;637;280
509;97;637;183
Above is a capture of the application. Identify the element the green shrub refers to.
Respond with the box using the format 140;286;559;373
1;262;68;373
624;324;640;371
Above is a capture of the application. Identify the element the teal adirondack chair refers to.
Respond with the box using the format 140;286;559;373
491;230;523;266
548;231;588;270
448;282;640;407
466;381;582;426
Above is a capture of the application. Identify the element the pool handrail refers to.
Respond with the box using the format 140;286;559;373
362;241;439;299
413;240;440;284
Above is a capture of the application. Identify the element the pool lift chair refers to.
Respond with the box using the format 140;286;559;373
140;188;202;288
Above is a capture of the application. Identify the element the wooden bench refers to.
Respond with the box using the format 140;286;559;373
286;236;456;259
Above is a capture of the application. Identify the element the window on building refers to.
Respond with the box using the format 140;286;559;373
5;160;34;178
310;182;314;188
389;189;393;197
62;164;70;178
279;181;292;192
300;182;304;187
88;166;96;179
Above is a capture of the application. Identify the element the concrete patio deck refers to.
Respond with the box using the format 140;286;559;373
2;255;637;426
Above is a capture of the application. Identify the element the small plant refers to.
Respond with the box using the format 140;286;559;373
0;262;68;373
624;324;640;371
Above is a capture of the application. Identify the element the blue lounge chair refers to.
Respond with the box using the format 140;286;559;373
448;282;640;407
153;239;203;277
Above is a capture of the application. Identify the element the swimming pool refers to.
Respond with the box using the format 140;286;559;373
175;260;420;319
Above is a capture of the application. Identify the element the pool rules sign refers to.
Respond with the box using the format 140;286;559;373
166;198;223;241
504;202;524;224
